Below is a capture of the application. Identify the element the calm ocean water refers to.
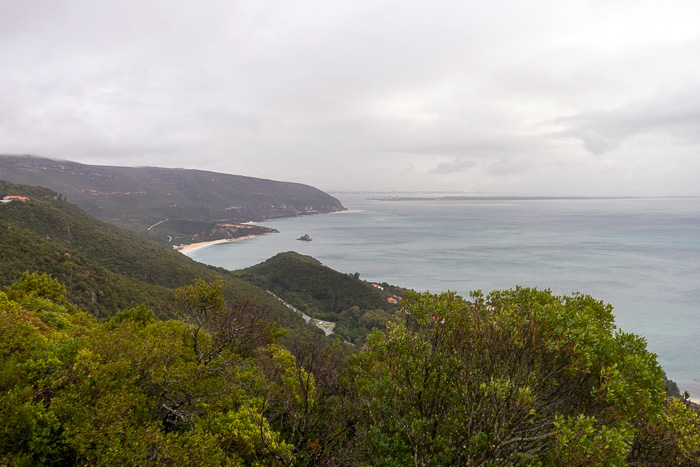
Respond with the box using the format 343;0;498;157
187;194;700;396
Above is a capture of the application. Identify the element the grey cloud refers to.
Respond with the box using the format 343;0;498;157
430;158;477;174
556;119;621;156
580;133;619;157
2;1;700;194
553;91;700;156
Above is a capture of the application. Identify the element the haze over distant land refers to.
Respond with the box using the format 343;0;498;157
0;155;344;245
1;1;699;196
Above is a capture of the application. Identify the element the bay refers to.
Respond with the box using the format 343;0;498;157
187;193;700;396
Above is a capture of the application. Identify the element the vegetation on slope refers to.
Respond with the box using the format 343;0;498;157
0;179;403;335
3;178;698;465
0;155;345;244
0;180;301;325
0;221;174;318
235;251;410;344
351;288;700;465
2;274;699;466
236;252;408;316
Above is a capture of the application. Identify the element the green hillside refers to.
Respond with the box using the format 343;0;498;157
0;220;173;318
0;179;405;341
2;182;700;465
235;251;410;343
0;180;302;325
0;155;345;244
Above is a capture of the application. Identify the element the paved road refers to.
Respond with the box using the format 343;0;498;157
267;291;336;336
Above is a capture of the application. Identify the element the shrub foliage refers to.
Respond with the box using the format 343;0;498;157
1;275;699;466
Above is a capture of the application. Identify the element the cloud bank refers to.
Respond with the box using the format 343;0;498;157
1;0;699;195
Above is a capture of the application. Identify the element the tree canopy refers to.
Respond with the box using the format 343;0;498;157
351;288;700;466
1;274;698;466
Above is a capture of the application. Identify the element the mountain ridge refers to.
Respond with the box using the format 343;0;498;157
0;154;345;245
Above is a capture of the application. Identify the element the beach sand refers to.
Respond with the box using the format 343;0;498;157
330;209;364;214
175;233;271;255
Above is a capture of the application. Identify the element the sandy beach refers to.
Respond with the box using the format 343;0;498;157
330;209;364;214
175;233;271;255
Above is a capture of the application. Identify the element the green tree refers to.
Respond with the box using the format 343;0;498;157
111;303;155;326
350;288;698;466
3;271;699;466
0;288;90;465
5;271;67;304
255;331;357;466
176;278;277;365
0;276;287;466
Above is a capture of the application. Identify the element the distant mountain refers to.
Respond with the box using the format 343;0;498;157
0;155;345;245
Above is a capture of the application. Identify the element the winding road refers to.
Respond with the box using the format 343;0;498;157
267;291;335;336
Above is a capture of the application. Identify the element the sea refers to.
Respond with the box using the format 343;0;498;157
187;193;700;397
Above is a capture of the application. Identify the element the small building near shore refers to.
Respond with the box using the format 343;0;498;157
1;195;30;203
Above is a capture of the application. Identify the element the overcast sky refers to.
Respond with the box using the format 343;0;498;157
1;1;699;195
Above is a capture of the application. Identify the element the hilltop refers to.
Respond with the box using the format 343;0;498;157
235;251;410;344
0;155;345;245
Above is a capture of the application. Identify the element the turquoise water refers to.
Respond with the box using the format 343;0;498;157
187;194;700;396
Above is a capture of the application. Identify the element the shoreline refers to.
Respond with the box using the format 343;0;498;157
175;208;346;255
330;209;364;214
175;233;272;255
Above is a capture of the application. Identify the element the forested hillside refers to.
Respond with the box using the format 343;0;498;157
0;220;174;317
235;251;410;344
0;180;299;324
0;155;345;244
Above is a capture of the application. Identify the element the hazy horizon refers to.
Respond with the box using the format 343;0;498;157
2;1;699;196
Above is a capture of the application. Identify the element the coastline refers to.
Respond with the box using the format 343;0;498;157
330;209;364;214
175;208;346;255
175;233;272;255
